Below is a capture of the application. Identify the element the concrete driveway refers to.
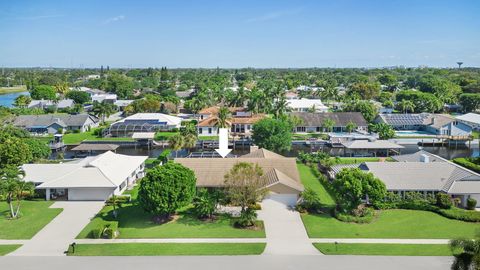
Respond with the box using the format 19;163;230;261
258;196;320;255
9;201;104;256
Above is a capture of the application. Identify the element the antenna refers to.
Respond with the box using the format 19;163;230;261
457;62;463;68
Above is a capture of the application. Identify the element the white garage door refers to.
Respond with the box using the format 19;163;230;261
68;188;113;201
264;194;299;207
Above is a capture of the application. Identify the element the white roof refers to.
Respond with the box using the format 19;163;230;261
132;132;155;139
286;98;328;109
22;151;148;189
92;94;117;101
114;100;134;107
342;140;404;149
456;113;480;125
119;113;182;126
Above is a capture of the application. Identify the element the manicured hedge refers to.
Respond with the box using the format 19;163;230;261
453;158;480;173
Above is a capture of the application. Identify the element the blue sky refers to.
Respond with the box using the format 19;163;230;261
0;0;479;68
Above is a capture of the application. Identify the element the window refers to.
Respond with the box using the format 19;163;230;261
208;128;212;134
199;128;203;134
296;127;306;132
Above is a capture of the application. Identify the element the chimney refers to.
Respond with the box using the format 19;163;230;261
420;154;430;163
250;145;259;153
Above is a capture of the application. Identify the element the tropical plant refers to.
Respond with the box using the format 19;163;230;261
92;101;117;124
216;106;231;128
192;188;217;219
449;232;480;270
345;121;357;133
0;167;34;219
13;95;32;108
397;99;415;113
168;134;185;157
322;118;335;132
252;118;293;152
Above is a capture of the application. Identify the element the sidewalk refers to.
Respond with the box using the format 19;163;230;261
311;238;450;244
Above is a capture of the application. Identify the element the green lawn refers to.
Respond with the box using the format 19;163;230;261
77;187;265;239
0;85;27;94
472;131;480;139
198;136;219;140
154;131;179;141
332;157;381;164
314;243;454;256
0;201;62;239
0;245;21;256
297;163;335;207
63;131;134;144
302;209;480;239
69;243;265;256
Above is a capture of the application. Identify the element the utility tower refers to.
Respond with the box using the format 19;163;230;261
457;62;463;68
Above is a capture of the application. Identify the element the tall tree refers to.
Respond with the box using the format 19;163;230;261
0;167;34;219
216;107;231;129
92;101;116;124
252;118;293;153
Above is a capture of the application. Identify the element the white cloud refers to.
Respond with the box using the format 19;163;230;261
103;15;125;24
245;8;303;23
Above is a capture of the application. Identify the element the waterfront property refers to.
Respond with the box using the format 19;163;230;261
12;114;99;134
290;112;368;133
286;98;328;112
109;113;182;137
22;151;148;201
197;112;265;137
197;106;246;120
374;113;472;136
330;150;480;207
28;99;76;110
175;147;304;205
341;140;404;157
456;113;480;131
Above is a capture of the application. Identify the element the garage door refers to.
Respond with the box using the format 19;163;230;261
264;194;299;207
68;188;113;201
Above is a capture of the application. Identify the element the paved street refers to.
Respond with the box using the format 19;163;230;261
0;255;453;270
258;197;320;255
8;201;105;256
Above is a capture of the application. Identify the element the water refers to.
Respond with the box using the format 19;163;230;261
0;91;29;107
59;142;479;160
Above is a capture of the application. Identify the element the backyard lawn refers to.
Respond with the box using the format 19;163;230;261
0;201;62;239
297;163;335;207
0;245;22;256
302;209;480;239
62;131;134;144
314;243;455;256
198;135;219;140
69;243;266;256
154;131;179;141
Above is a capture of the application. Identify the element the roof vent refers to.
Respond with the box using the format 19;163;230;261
420;154;430;163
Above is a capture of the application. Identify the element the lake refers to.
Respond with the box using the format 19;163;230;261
0;91;29;107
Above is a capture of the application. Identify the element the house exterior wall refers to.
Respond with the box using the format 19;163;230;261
424;121;472;136
198;126;218;136
458;119;480;131
294;125;368;133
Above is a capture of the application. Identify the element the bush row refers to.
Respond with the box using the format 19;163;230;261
452;158;480;173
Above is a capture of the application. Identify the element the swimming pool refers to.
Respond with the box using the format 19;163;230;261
395;130;435;136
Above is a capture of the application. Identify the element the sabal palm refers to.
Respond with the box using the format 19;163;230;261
398;100;415;113
168;134;185;157
450;233;480;270
93;102;116;124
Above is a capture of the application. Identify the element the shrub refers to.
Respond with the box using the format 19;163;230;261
248;203;262;210
453;158;480;173
335;207;376;224
436;193;453;209
192;188;216;219
105;195;131;206
89;228;103;239
437;207;480;222
467;198;477;210
299;188;322;212
103;222;118;239
234;208;257;228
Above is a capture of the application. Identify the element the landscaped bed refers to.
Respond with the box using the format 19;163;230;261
0;245;22;256
0;201;62;239
68;243;266;256
314;243;454;256
302;209;480;239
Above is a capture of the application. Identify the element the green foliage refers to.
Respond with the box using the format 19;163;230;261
466;198;477;210
459;93;480;112
105;72;134;99
335;207;376;223
234;208;258;228
436;193;453;209
30;85;56;100
453;158;480;174
66;90;90;104
299;188;322;212
333;168;387;211
89;228;103;239
368;123;395;139
192;188;217;219
252;118;292;152
347;81;381;100
342;100;378;122
396;90;443;112
138;163;196;219
23;138;51;161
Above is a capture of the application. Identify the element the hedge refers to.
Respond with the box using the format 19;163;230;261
452;158;480;173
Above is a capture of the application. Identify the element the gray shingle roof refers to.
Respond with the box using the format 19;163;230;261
290;112;368;127
13;114;99;128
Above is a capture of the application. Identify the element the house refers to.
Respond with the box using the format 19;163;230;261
285;91;299;100
375;113;472;136
330;150;480;207
92;93;117;103
341;140;404;157
175;147;304;205
109;113;182;137
114;100;134;110
456;113;480;131
13;114;99;134
28;99;75;110
197;112;265;137
22;151;147;201
197;106;245;120
70;86;106;96
291;112;368;133
286;98;328;112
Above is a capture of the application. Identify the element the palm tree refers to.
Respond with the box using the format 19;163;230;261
397;100;415;114
216;107;231;129
0;167;33;219
322;118;335;133
272;96;290;119
450;233;480;270
183;133;197;149
168;134;185;158
54;82;69;97
13;95;32;108
345;121;357;133
93;101;117;124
